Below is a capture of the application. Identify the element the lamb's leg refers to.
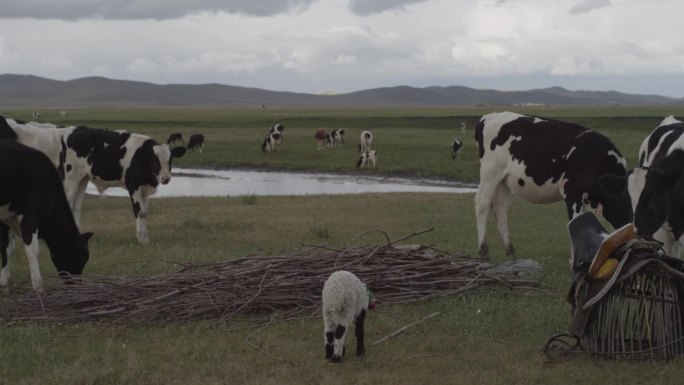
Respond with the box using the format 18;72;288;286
355;309;367;356
323;312;335;359
331;323;348;363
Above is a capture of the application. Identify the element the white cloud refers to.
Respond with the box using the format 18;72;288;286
333;54;357;65
0;0;683;96
568;0;611;15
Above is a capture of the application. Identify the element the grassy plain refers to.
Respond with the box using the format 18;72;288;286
2;105;684;384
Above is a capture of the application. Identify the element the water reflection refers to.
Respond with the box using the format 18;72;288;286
86;168;478;198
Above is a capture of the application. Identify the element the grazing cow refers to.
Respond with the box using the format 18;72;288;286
451;137;463;159
167;132;183;145
270;123;284;138
32;112;40;121
359;131;373;153
474;111;632;259
329;128;345;148
314;129;328;150
261;132;282;152
3;116;187;244
0;139;92;291
187;134;205;153
356;150;377;168
628;116;684;258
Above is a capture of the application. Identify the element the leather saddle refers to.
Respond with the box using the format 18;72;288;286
568;212;638;279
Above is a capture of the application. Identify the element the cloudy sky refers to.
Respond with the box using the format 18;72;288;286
1;0;683;96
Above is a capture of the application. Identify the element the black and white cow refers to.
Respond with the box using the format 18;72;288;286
4;116;186;244
187;134;205;153
261;132;282;152
474;112;632;259
451;137;463;159
329;128;345;148
0;139;92;291
628;116;684;258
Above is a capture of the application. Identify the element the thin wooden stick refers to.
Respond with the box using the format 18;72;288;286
372;311;441;346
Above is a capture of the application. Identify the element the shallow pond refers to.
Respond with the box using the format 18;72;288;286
86;168;478;198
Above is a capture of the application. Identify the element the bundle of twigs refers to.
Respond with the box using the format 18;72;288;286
0;229;541;324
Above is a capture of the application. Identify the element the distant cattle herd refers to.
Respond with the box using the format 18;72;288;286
2;109;684;362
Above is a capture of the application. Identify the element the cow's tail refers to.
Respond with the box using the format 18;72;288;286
474;117;485;159
0;115;18;140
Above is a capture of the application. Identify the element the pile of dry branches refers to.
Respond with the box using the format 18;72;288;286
0;230;541;324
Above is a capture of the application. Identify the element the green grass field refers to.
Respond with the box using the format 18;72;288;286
2;106;684;384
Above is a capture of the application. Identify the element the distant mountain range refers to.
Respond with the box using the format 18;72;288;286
0;74;681;108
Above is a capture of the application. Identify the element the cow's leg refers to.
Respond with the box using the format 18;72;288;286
130;189;150;244
17;219;43;291
492;183;515;258
25;232;42;290
475;176;501;259
64;176;89;229
72;178;90;229
0;224;15;292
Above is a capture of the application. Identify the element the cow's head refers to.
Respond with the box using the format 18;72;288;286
596;173;633;228
631;166;683;237
51;232;93;279
153;143;187;185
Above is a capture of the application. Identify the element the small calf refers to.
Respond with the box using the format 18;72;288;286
167;132;184;145
187;134;205;153
451;137;463;159
329;128;345;148
314;129;328;150
356;150;377;168
261;132;282;152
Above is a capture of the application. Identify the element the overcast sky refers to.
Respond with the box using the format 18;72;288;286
1;0;683;96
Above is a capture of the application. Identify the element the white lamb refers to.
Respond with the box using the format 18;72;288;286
321;270;373;363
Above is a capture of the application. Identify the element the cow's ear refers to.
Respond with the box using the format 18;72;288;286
81;232;94;242
599;174;627;196
171;146;187;158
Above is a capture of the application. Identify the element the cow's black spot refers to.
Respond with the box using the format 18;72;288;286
131;200;141;218
125;140;160;194
643;123;684;166
67;127;130;182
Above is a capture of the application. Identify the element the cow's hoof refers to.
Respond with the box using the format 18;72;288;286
330;355;342;363
505;244;516;259
477;244;489;260
137;236;150;245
